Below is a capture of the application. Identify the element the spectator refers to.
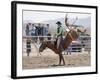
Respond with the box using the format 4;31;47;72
26;38;31;56
26;24;30;36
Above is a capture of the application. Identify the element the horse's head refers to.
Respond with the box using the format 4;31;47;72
76;28;86;34
39;42;47;52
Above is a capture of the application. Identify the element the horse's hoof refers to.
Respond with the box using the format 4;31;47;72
58;64;61;66
68;64;72;65
50;64;58;67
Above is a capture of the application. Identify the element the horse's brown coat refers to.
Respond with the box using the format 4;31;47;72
39;29;79;65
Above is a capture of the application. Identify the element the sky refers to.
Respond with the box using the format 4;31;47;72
23;10;91;23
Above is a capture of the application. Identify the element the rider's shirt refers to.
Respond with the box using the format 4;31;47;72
57;26;64;37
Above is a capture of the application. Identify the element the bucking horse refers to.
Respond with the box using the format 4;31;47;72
39;15;84;66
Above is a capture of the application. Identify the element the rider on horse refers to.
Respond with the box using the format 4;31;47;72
55;21;73;50
55;21;64;49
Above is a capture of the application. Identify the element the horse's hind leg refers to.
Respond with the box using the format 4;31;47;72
61;54;65;65
58;54;62;66
58;53;65;66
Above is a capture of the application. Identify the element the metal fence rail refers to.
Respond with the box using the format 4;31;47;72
22;35;91;53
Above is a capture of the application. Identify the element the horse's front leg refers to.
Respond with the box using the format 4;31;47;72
62;56;65;65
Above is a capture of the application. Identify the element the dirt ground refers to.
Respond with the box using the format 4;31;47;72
22;52;91;69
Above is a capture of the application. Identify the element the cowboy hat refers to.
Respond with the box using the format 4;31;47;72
56;21;62;25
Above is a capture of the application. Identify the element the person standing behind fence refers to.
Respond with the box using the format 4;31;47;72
31;24;36;41
26;38;31;56
26;24;30;36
